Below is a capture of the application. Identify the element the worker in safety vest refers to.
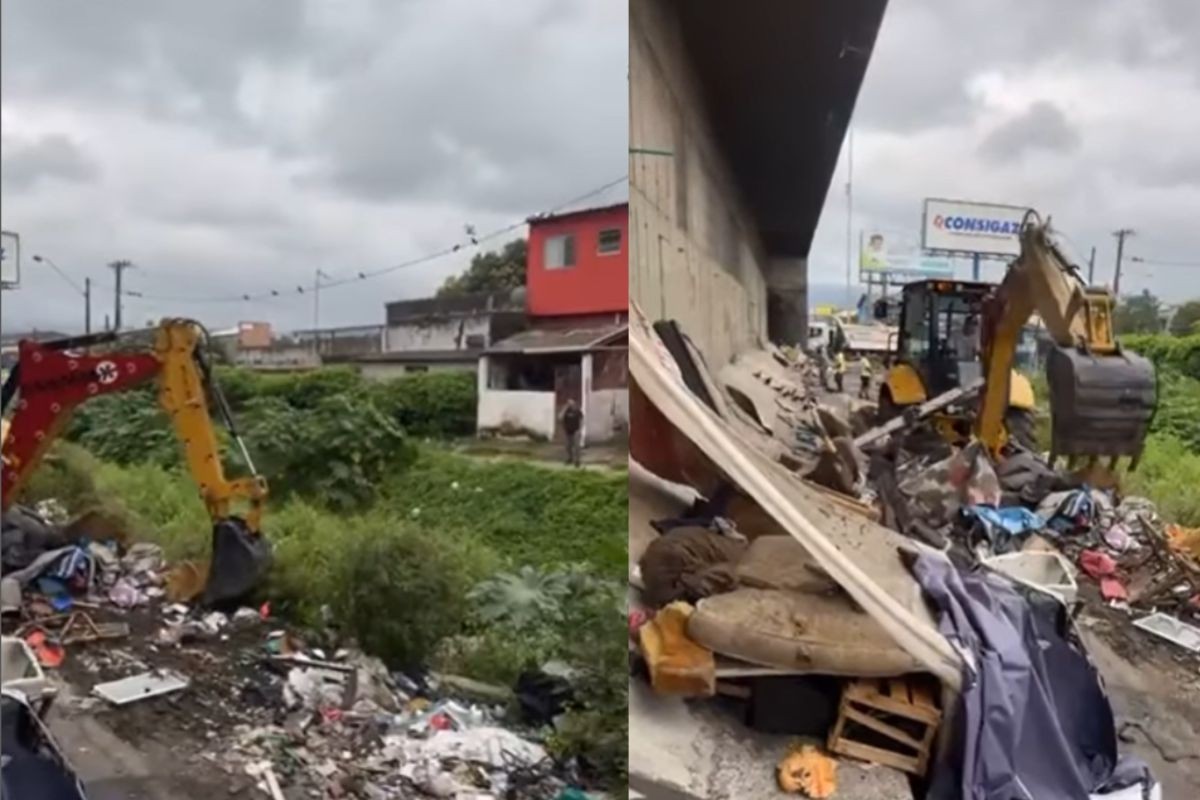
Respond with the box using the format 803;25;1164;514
858;355;874;399
834;351;847;393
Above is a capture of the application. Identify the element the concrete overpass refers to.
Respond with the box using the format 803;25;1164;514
630;0;888;363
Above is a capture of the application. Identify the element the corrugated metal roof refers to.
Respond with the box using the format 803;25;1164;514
487;323;627;354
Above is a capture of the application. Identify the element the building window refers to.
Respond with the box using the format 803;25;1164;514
544;234;576;270
465;333;486;349
597;228;622;255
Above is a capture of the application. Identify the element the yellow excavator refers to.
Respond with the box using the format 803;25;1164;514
1;319;270;606
877;212;1157;468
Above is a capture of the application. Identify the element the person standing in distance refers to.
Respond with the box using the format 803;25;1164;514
560;399;583;467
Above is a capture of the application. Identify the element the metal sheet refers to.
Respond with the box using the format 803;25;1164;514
92;670;190;705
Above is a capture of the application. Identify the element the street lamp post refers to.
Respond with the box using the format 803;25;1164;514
32;254;91;334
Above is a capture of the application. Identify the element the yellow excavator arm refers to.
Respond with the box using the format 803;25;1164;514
1;319;270;605
155;321;267;533
975;215;1156;467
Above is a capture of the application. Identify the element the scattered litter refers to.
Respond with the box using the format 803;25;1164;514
23;630;65;668
1132;613;1200;653
108;577;146;609
230;606;259;625
396;726;548;771
93;669;190;705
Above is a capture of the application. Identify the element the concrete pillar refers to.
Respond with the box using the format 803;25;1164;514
766;256;809;349
580;352;593;447
476;356;488;436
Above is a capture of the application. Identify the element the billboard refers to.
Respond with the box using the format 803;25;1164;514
922;198;1030;258
859;229;953;278
1;230;19;287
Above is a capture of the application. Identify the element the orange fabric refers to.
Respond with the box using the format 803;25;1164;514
777;743;838;797
1167;524;1200;561
637;602;715;697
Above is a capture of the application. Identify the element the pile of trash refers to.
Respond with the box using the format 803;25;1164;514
874;438;1200;651
627;307;1167;800
0;502;595;799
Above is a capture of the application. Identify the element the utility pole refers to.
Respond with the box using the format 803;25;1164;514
845;126;854;308
313;268;332;356
1112;229;1134;297
108;259;133;331
1088;246;1096;285
84;277;92;334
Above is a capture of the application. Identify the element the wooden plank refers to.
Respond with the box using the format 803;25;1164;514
910;682;936;710
842;678;882;703
851;689;942;725
888;678;908;703
830;738;921;774
842;707;927;753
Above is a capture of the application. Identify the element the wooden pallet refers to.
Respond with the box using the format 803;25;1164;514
827;677;941;776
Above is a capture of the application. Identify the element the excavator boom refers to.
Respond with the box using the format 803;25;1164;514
976;216;1157;467
1;320;270;605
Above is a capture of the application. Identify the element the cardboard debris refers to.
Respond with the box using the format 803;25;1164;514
628;303;963;689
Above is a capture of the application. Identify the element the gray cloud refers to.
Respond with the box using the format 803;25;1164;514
1;134;99;189
979;101;1082;163
854;0;1198;135
809;0;1200;304
0;0;625;335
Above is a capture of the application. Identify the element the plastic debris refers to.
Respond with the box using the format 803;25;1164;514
93;669;190;705
108;578;146;609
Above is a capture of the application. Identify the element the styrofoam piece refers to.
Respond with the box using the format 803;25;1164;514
93;669;190;705
1133;612;1200;653
983;551;1078;606
1090;780;1162;800
1;636;49;702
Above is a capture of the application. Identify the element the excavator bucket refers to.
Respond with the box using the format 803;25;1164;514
1045;345;1157;468
201;518;273;607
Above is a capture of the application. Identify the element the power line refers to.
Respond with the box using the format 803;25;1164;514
31;254;85;296
1130;256;1200;268
92;175;629;306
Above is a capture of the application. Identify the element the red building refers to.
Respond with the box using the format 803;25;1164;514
526;203;628;320
477;203;629;445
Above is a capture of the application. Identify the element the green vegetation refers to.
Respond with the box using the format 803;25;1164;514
24;366;627;789
1169;300;1200;337
437;238;527;298
1125;433;1200;527
1114;290;1165;334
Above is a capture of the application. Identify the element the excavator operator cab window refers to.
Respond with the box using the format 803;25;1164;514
915;288;983;396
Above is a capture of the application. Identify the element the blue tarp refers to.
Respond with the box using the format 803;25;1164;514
911;554;1152;800
964;505;1046;554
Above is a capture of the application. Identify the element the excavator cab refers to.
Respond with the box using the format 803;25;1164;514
879;279;1037;448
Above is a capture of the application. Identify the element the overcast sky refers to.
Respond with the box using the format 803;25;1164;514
808;0;1200;307
1;0;627;334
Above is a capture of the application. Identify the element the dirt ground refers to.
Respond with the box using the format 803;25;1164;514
22;602;293;797
456;436;629;468
1081;601;1200;798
